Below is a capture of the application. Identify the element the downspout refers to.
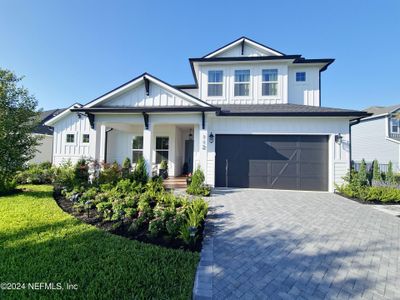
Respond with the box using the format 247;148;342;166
104;128;113;163
349;118;361;171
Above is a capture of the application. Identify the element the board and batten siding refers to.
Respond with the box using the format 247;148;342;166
197;63;320;107
352;117;400;171
52;113;96;165
204;115;350;191
99;82;194;107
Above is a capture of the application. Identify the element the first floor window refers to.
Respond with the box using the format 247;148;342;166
132;136;143;163
208;70;223;97
234;70;250;97
82;134;90;143
156;136;169;164
262;69;278;96
391;119;399;133
296;72;306;82
66;134;75;143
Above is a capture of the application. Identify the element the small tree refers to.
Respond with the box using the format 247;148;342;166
0;69;40;194
356;159;369;186
386;161;395;185
121;157;131;178
372;159;382;182
132;156;148;184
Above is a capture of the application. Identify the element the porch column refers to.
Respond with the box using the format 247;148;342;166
99;123;106;163
143;124;152;176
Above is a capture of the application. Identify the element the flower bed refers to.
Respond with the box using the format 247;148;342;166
53;158;208;251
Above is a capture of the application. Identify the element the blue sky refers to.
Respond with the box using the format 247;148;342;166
0;0;399;111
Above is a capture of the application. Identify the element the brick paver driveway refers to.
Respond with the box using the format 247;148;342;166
194;189;400;299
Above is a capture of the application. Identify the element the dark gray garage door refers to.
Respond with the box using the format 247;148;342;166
215;135;329;191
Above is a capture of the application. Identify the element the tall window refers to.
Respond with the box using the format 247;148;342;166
156;137;169;164
391;119;399;133
132;136;143;163
208;70;223;97
262;69;278;96
66;134;75;143
234;70;250;97
296;72;306;82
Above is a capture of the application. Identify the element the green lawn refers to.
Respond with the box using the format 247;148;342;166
0;185;199;300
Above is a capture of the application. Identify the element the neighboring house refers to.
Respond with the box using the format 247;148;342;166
30;109;64;164
352;104;400;172
45;37;367;192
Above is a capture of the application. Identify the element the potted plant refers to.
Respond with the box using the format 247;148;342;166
159;160;168;179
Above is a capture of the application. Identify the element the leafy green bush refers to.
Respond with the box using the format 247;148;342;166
98;162;120;184
74;159;89;186
132;156;148;184
186;168;211;196
121;157;131;178
53;161;76;191
16;162;54;184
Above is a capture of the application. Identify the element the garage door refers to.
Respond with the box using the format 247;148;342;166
215;135;329;191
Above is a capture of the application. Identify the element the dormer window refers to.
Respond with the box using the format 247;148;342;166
234;70;250;97
262;69;278;96
207;70;223;97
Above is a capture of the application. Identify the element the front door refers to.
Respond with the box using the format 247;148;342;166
185;140;194;174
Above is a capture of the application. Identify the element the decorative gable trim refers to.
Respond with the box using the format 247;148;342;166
84;73;213;108
44;103;83;126
203;36;285;58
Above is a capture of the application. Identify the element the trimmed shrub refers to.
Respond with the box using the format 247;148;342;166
387;161;395;184
372;159;382;182
132;157;148;184
186;168;211;196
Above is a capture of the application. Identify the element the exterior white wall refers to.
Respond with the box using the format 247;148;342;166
198;63;288;105
30;134;53;164
288;66;320;106
52;113;96;165
352;117;400;171
205;115;351;191
100;82;195;107
215;43;277;57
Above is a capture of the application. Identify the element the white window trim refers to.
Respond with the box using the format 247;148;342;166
65;132;77;145
81;133;90;144
155;136;169;164
207;70;224;99
233;69;252;99
132;136;143;163
260;68;279;99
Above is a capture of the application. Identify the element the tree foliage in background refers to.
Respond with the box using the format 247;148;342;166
0;69;40;194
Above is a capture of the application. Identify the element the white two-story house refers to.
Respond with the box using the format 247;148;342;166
45;37;367;192
352;104;400;171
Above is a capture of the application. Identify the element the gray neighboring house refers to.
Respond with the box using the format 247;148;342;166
30;108;65;164
352;104;400;171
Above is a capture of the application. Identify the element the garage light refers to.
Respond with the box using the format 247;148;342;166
335;133;343;145
209;132;214;144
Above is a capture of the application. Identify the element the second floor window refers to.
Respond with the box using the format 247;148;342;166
208;70;223;97
234;70;250;97
262;69;278;96
296;72;306;82
391;119;399;133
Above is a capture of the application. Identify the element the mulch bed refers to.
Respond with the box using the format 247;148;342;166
54;192;204;252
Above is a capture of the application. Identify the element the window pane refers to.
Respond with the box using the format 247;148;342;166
234;83;249;96
82;134;90;143
208;84;223;97
262;83;278;96
156;150;169;164
391;119;399;133
156;137;169;150
208;70;223;83
132;151;143;163
262;69;278;81
296;72;306;82
235;70;250;82
66;134;74;143
132;136;143;149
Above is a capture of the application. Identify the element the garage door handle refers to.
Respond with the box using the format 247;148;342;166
225;159;228;188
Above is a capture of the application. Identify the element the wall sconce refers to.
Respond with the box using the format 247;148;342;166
335;133;343;145
189;129;193;140
209;132;214;144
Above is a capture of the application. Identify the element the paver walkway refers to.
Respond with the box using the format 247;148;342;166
194;189;400;299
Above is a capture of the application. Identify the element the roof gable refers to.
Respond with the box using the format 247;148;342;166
203;37;285;58
85;73;211;108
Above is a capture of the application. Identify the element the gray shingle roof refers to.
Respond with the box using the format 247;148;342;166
217;104;369;117
33;108;66;135
363;104;400;116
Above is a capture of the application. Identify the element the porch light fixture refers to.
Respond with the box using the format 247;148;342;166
209;132;214;144
335;133;343;145
189;129;193;140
